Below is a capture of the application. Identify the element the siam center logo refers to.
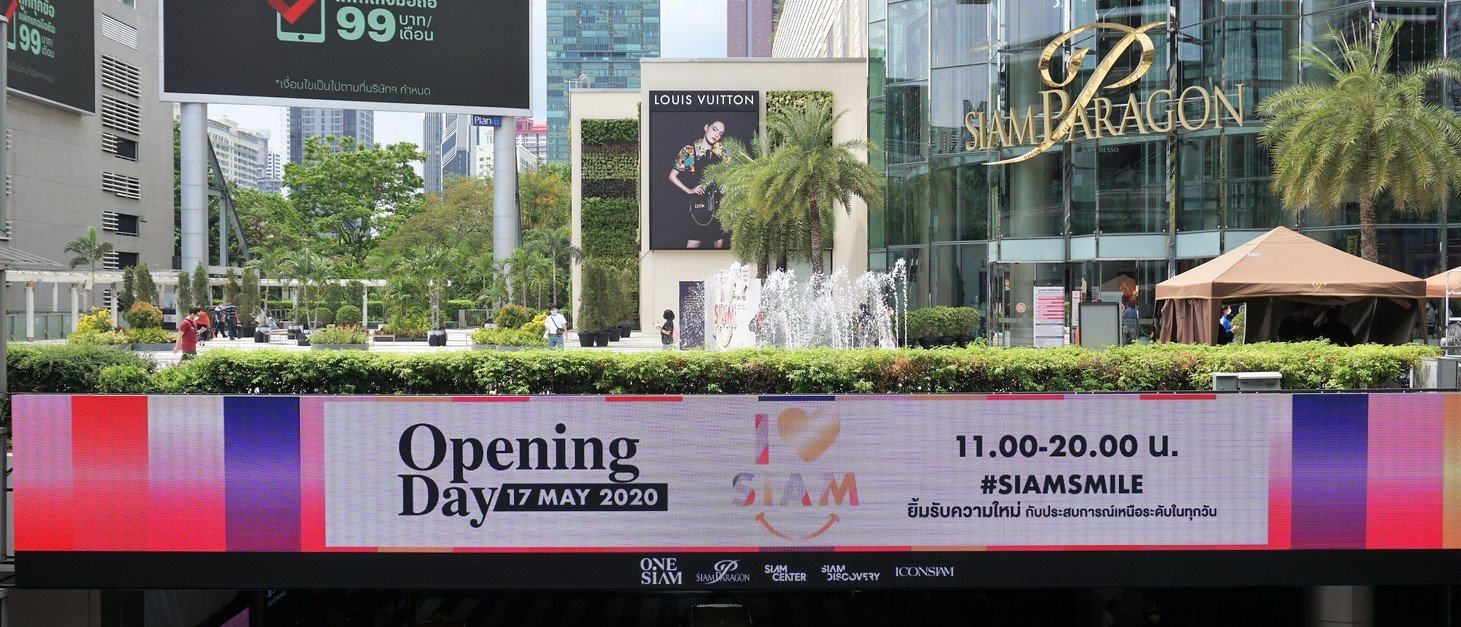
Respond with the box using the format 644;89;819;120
732;407;859;542
971;21;1246;165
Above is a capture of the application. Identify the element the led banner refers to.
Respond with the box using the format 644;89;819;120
5;0;95;113
161;0;530;114
14;394;1461;589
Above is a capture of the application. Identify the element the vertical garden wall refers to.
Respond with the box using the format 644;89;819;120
578;118;641;332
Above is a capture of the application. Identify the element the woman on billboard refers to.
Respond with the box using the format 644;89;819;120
668;120;732;249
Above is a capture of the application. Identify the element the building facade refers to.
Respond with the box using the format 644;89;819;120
772;0;866;58
870;0;1461;346
205;117;269;191
546;0;661;162
423;113;445;194
6;0;174;282
287;108;375;164
258;153;284;194
729;0;777;57
516;117;549;164
440;114;478;182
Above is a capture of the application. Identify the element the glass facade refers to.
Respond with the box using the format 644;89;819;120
546;0;661;162
870;0;1461;345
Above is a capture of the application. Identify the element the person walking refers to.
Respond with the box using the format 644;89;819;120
659;310;676;350
223;301;238;340
173;307;201;361
196;306;212;343
544;304;569;350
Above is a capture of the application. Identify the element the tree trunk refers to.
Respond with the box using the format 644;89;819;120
777;254;789;272
808;200;824;276
1359;197;1379;263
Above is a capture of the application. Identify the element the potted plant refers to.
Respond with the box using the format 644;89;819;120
238;268;260;337
121;302;177;351
579;262;614;347
906;308;936;349
470;325;540;351
308;325;369;350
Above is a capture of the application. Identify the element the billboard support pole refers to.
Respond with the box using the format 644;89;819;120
180;103;209;273
493;117;520;262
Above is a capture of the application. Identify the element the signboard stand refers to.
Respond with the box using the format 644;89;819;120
179;103;209;272
492;118;519;261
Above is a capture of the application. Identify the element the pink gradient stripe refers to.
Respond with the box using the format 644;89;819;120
1366;395;1444;548
300;397;327;552
13;395;75;551
1267;402;1293;550
72;396;150;551
147;396;226;551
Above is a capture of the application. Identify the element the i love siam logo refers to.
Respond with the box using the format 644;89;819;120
732;407;859;542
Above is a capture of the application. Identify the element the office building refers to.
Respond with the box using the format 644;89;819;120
287;108;374;164
440;114;478;182
205;117;269;191
870;0;1457;345
546;0;661;162
772;0;865;57
258;153;285;194
516;118;549;164
729;0;776;57
423;113;445;194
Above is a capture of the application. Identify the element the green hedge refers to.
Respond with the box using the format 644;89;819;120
581;118;639;146
33;342;1432;396
582;149;638;181
767;90;834;119
582;197;640;259
8;344;153;394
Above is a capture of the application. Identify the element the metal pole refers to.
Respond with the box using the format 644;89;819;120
220;196;228;267
180;103;209;272
493;118;520;261
1;15;10;404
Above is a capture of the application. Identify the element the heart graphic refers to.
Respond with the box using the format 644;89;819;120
4;0;18;22
776;407;840;463
268;0;318;24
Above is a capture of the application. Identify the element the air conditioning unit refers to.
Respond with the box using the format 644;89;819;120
1415;357;1461;389
1212;371;1283;391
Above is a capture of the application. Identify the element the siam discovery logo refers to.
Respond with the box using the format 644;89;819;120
732;407;859;542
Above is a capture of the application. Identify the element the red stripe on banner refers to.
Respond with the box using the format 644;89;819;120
14;395;76;551
72;396;150;551
299;398;326;552
1137;394;1217;401
451;396;531;403
605;396;683;402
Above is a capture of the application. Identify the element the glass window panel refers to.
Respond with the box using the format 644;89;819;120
886;83;928;164
1301;6;1371;83
932;159;958;241
1224;130;1284;228
870;0;887;22
1072;142;1097;235
991;262;1065;346
931;64;990;155
1223;18;1299;105
997;151;1066;238
1095;3;1170;102
887;164;930;246
933;245;959;306
891;247;929;309
958;160;993;241
1097;138;1167;234
1223;0;1300;17
869;21;887;96
888;0;931;82
932;0;990;67
1179;132;1221;231
960;244;990;313
1449;2;1461;108
1001;0;1065;51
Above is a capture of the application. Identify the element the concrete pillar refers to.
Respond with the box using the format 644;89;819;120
24;282;33;341
69;285;78;333
50;282;57;312
1307;586;1373;627
362;286;369;328
493;118;520;261
180;103;209;272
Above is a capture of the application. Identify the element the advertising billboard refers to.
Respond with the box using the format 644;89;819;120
15;393;1461;589
5;0;95;113
648;91;760;250
160;0;531;115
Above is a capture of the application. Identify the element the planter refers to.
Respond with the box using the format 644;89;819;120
620;326;634;338
428;329;448;347
917;337;935;349
594;332;609;347
577;333;597;348
311;344;368;351
130;343;175;352
254;329;270;343
297;337;311;347
607;328;621;342
938;336;956;346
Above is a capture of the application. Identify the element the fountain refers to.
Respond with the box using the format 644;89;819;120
700;260;909;349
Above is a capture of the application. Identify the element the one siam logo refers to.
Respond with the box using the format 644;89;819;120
640;557;683;586
732;407;859;542
696;559;751;584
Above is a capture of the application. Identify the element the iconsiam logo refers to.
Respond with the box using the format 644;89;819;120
969;21;1247;165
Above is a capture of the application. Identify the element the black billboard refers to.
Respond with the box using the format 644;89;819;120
5;0;96;113
649;91;760;250
161;0;530;114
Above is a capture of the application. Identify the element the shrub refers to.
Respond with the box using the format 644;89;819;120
336;304;363;326
123;301;164;330
76;307;113;334
97;365;152;393
581;197;639;259
444;299;477;323
308;325;368;345
470;326;543;347
494;304;533;330
314;307;335;326
383;313;430;337
238;269;260;326
580;118;638;146
906;306;981;338
125;327;178;345
7;344;151;394
68;331;131;346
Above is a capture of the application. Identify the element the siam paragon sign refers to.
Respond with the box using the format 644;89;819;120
970;22;1246;165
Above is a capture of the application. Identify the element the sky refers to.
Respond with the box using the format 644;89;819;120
210;0;729;157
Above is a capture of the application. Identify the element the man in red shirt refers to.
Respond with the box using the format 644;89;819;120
174;307;201;360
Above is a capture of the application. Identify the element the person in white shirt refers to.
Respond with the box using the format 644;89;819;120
544;305;569;349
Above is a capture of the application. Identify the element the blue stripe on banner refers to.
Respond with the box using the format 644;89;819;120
1291;394;1368;549
224;397;301;551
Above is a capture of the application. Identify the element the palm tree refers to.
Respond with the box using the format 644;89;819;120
406;246;456;328
469;252;510;311
507;248;552;308
524;226;580;305
1260;19;1461;262
703;137;810;278
754;102;882;276
64;226;114;308
282;250;331;328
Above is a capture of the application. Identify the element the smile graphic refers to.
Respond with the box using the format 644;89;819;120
755;512;840;541
268;0;319;24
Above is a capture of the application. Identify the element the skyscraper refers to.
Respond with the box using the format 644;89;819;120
729;0;776;57
440;114;478;181
546;0;660;162
287;108;375;164
423;113;445;194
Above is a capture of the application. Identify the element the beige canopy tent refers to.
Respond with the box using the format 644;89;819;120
1156;227;1425;344
1426;268;1461;298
